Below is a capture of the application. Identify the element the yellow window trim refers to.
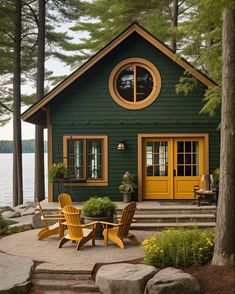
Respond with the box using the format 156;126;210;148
63;135;108;185
109;58;161;110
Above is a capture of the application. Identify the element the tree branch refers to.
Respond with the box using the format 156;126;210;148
178;0;200;16
0;101;13;112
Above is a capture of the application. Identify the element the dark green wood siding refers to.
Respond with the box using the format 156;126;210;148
50;32;220;201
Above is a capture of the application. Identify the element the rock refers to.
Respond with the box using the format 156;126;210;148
14;206;35;216
1;210;21;219
0;206;14;214
96;263;158;294
0;251;34;293
144;267;201;294
32;212;45;228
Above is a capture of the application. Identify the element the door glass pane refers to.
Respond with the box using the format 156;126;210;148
154;142;160;153
159;165;168;176
146;166;153;176
87;140;102;179
177;154;184;164
185;141;191;152
146;142;153;153
177;166;184;176
177;141;184;152
154;166;159;176
146;154;153;165
185;166;191;176
185;154;191;164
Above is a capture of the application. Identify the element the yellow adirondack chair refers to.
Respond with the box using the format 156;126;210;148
58;193;72;208
37;201;65;240
100;202;139;249
58;205;97;251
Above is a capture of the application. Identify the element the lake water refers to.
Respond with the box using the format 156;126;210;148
0;153;48;206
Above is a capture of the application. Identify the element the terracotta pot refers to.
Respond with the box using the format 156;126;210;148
84;215;114;240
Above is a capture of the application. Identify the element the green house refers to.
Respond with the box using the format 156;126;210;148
22;23;220;202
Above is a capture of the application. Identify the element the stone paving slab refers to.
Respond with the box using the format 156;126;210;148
0;251;34;293
0;229;153;274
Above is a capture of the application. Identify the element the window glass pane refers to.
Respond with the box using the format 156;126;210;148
87;140;102;179
136;66;153;101
116;66;134;102
68;140;83;178
146;142;153;153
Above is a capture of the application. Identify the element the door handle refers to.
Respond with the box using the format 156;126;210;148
173;169;176;176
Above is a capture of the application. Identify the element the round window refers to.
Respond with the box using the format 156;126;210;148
109;58;161;110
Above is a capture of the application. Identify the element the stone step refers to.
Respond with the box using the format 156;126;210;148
131;221;216;231
131;214;216;223
30;287;101;294
129;207;217;215
31;278;100;292
33;273;92;281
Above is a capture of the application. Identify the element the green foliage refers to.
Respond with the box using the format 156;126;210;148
48;163;70;183
119;171;137;193
0;215;8;234
81;196;117;217
200;86;222;116
212;168;220;185
176;72;198;96
142;228;215;267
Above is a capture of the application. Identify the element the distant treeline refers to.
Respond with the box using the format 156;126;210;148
0;140;48;153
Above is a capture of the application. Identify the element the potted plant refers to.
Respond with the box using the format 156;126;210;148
48;163;70;183
81;196;117;239
119;171;137;203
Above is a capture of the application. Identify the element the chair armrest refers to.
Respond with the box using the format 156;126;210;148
80;221;98;227
42;215;64;221
61;221;98;227
99;221;123;226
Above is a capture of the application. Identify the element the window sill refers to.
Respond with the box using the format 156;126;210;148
62;179;108;187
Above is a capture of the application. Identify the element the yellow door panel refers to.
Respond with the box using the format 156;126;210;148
143;138;173;199
173;138;204;199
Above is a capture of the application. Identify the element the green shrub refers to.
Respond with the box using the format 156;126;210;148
142;228;215;267
81;196;117;217
0;215;8;234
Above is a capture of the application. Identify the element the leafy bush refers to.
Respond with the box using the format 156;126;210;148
119;171;137;193
0;215;8;234
81;196;117;217
142;228;215;267
48;163;70;182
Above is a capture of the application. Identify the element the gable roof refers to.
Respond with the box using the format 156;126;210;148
22;22;217;124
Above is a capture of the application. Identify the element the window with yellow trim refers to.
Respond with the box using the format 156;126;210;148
109;58;161;110
63;136;108;183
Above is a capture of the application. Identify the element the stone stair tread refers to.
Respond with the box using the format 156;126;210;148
130;213;216;218
32;278;98;289
131;222;216;228
30;288;101;294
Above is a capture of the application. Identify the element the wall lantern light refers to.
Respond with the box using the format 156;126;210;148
117;140;126;150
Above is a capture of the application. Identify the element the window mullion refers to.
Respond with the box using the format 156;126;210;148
134;64;136;103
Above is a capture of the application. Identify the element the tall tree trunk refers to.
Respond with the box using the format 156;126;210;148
34;0;45;202
212;7;235;266
13;0;23;207
170;0;178;52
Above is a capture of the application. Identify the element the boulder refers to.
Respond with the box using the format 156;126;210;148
0;252;34;293
144;267;201;294
0;206;14;214
96;263;158;294
32;212;44;228
1;210;21;219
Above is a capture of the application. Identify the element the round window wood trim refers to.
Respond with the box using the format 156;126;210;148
109;58;161;110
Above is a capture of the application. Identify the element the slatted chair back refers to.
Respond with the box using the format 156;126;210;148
117;202;136;237
58;193;72;209
63;205;83;239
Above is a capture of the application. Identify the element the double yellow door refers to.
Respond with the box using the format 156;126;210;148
143;137;204;199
